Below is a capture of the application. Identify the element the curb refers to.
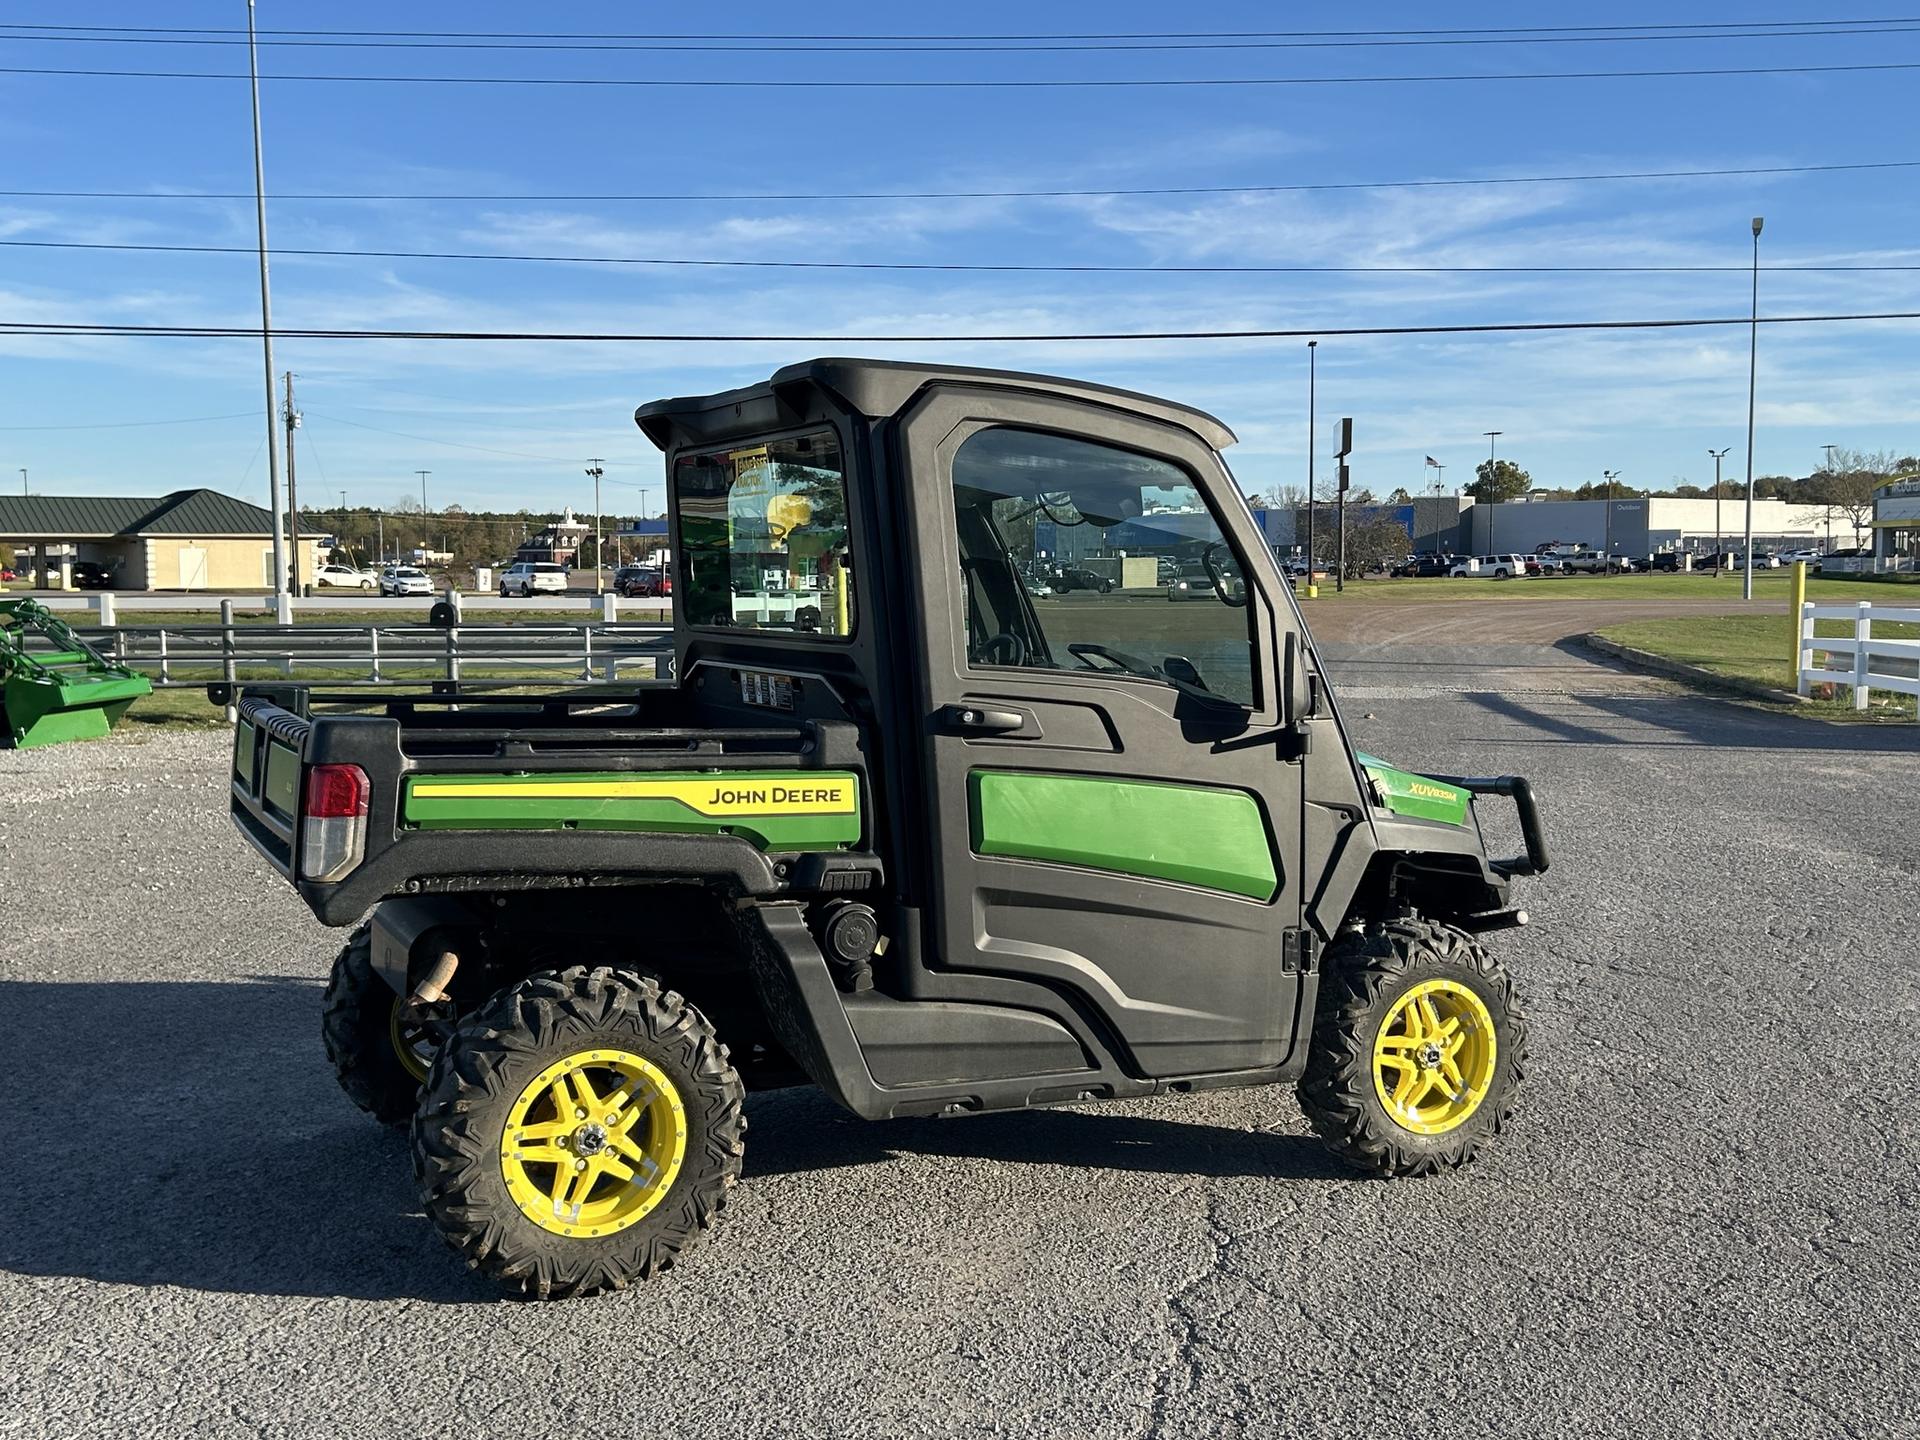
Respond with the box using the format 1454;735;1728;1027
1580;633;1810;705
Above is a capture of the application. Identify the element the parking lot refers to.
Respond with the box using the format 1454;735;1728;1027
1;638;1914;1439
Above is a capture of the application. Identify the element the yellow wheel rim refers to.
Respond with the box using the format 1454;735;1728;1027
499;1049;688;1240
1372;978;1497;1136
389;998;434;1084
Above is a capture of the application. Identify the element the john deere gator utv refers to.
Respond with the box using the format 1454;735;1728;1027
224;360;1547;1299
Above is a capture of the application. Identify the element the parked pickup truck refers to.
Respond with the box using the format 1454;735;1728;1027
219;358;1548;1302
1556;548;1625;575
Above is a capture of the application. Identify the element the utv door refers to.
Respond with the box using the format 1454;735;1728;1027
896;386;1307;1079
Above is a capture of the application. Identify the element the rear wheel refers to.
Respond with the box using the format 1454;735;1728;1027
321;923;436;1124
412;966;746;1299
1297;918;1525;1176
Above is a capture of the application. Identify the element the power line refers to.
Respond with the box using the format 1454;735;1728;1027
303;410;645;466
6;22;1919;52
0;410;258;431
5;311;1917;343
5;18;1914;41
8;236;1920;276
7;60;1920;89
10;158;1918;203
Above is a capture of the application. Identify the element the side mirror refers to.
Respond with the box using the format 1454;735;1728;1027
1284;631;1313;725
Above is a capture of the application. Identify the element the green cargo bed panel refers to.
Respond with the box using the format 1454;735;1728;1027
403;769;862;851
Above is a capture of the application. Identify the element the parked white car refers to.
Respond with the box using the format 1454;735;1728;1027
1449;553;1531;579
314;563;376;590
1776;547;1823;566
498;561;569;597
380;566;434;597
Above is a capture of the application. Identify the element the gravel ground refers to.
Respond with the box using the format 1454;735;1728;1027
1;651;1915;1440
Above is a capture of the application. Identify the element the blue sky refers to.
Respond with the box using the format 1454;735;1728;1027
3;3;1918;521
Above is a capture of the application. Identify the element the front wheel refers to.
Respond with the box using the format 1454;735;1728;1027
413;966;746;1299
1297;918;1526;1177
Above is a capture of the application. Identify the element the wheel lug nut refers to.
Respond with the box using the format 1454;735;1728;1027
604;1114;618;1125
574;1159;587;1171
574;1108;586;1119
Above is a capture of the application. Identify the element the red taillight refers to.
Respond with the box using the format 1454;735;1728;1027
304;764;370;819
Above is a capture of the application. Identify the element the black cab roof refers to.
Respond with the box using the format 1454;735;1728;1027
634;357;1237;454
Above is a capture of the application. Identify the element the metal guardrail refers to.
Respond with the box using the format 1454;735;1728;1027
1798;601;1920;713
64;618;674;688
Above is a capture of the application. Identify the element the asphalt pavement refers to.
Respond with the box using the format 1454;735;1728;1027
0;643;1914;1439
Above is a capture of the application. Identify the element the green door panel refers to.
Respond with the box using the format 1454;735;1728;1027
1354;752;1471;826
968;770;1278;901
402;770;861;850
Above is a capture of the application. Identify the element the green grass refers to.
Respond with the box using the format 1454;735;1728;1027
1596;613;1919;720
1302;572;1916;603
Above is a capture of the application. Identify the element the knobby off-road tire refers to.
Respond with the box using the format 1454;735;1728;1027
412;966;746;1299
1298;918;1527;1177
321;922;432;1125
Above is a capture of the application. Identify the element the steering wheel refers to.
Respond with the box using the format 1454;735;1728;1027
1068;641;1158;675
980;631;1029;666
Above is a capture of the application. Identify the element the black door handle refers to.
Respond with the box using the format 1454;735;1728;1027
940;703;1030;736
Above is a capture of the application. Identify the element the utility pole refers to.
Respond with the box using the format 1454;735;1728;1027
1744;216;1764;601
18;468;24;497
1305;341;1317;590
246;0;287;604
1709;448;1731;572
417;469;430;516
376;511;384;566
282;371;302;591
586;460;606;593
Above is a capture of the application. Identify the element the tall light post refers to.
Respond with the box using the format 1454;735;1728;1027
1484;431;1502;464
416;469;430;515
247;0;287;603
1709;447;1731;572
1602;469;1622;558
18;468;24;497
1822;443;1838;474
586;460;605;593
1743;215;1764;600
1305;341;1317;585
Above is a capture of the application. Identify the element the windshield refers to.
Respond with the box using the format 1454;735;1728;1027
673;431;853;636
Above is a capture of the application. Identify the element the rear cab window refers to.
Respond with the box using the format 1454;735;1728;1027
672;432;854;637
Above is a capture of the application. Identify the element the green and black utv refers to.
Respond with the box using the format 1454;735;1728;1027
225;360;1548;1299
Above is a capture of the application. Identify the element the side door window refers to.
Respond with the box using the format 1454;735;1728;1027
951;425;1257;708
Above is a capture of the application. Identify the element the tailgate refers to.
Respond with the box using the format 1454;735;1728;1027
229;697;313;877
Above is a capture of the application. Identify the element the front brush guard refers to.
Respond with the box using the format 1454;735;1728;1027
1434;774;1550;879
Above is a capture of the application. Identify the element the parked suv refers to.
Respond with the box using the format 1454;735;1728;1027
498;561;569;597
380;566;433;597
1449;554;1530;579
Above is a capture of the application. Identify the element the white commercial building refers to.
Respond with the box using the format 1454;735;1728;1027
1468;496;1856;559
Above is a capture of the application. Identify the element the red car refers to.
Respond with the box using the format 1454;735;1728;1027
614;565;671;598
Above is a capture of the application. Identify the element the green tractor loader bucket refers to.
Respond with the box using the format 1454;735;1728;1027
0;599;152;749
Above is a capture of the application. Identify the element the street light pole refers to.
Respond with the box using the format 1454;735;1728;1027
417;469;430;516
1709;447;1731;574
246;0;287;604
18;468;24;497
1603;470;1622;559
1306;341;1317;587
1484;431;1502;464
586;460;606;593
1744;215;1764;601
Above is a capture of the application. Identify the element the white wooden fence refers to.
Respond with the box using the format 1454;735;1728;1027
1798;602;1920;712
